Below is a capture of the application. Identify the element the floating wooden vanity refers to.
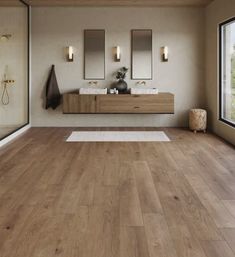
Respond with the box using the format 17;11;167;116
63;93;174;114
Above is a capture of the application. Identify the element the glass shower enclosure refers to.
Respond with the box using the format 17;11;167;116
0;0;29;140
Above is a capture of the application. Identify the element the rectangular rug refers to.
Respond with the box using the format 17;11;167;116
66;131;170;142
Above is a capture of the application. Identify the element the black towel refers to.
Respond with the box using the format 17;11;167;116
45;65;61;110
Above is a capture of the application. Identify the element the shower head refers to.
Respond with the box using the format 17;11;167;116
0;34;12;42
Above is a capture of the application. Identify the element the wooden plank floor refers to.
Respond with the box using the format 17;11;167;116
0;127;235;257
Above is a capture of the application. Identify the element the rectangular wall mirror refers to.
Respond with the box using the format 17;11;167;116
131;29;152;80
84;30;105;80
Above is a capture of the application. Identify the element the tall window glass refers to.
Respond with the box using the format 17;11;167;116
220;18;235;127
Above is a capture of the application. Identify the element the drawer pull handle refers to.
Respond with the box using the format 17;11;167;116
134;106;140;109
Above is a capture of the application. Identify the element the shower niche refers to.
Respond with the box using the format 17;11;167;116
0;0;29;140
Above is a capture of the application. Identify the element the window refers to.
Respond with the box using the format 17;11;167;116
219;17;235;127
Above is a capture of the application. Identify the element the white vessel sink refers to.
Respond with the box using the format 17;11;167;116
79;88;108;95
130;88;159;95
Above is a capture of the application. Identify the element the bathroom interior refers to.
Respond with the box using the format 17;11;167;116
0;0;234;144
1;1;235;257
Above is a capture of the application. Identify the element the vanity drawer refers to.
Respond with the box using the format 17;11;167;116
96;94;174;114
63;94;96;113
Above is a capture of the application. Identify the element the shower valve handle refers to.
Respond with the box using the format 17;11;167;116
3;79;15;84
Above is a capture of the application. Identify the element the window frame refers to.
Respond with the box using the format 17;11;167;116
219;17;235;128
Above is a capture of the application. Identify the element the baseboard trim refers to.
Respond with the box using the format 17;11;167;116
0;125;31;148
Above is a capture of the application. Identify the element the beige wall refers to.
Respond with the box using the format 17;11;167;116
0;7;28;127
206;0;235;145
31;7;205;127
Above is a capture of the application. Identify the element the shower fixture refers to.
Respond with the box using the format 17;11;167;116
1;74;15;105
0;34;12;42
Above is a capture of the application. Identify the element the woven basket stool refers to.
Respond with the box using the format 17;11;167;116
189;109;207;133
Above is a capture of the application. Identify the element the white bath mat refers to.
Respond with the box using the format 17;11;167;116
66;131;170;142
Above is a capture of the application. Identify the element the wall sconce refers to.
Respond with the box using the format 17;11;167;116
115;46;121;62
0;34;12;42
162;46;169;62
67;46;74;62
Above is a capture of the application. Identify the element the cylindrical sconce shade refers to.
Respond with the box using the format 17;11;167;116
115;46;121;62
162;46;169;62
67;46;74;62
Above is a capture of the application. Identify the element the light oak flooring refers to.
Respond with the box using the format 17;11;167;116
0;127;235;257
